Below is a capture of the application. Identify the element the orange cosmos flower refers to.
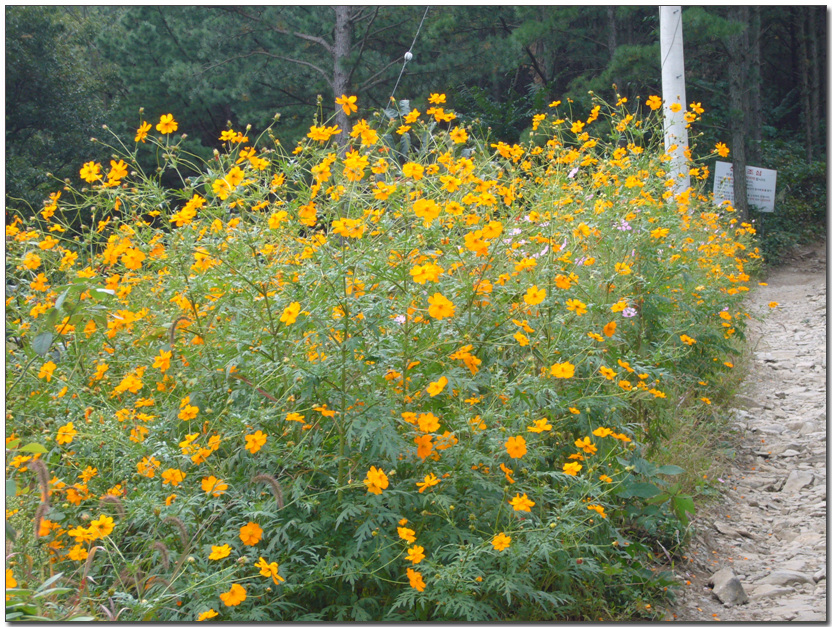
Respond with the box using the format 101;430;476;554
505;436;527;459
219;583;246;607
239;522;263;546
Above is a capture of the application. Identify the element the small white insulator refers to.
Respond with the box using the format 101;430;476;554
404;51;413;62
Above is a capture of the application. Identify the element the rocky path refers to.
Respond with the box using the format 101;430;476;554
665;241;827;622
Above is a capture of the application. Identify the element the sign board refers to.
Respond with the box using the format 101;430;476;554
713;161;777;212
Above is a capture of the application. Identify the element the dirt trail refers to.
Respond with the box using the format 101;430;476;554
665;240;827;622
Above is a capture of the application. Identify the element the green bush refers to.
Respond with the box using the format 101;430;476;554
5;93;757;620
752;140;826;265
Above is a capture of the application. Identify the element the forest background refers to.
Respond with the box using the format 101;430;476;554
5;5;827;259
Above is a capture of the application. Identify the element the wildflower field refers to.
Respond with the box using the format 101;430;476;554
5;93;758;620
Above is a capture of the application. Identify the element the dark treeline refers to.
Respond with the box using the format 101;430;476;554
6;5;827;218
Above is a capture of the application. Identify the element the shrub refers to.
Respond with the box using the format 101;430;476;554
5;94;757;620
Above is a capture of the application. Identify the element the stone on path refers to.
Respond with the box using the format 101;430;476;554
708;567;749;606
781;469;814;493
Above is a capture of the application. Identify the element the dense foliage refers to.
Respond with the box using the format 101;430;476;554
6;95;759;620
6;6;824;258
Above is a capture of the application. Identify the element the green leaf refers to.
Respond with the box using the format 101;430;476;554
6;520;18;541
6;478;17;496
6;439;21;450
35;573;63;592
32;332;54;356
655;464;685;476
54;287;72;311
19;443;48;454
671;494;695;526
619;482;662;499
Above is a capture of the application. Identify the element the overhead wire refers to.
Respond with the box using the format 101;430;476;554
388;6;430;104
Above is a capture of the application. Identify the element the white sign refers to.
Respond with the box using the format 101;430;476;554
713;161;777;212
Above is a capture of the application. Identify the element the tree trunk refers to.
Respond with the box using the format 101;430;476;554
809;7;821;152
748;6;762;164
332;6;352;146
795;8;812;162
726;6;750;218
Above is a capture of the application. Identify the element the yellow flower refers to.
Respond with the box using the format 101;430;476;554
364;466;389;495
405;545;426;564
426;376;447;397
178;403;199;421
307;125;341;142
152;349;172;373
410;262;443;284
88;514;114;539
332;218;366;239
587;504;607;518
505;435;527;459
161;468;186;486
509;493;535;512
197;609;218;621
599;366;617;381
397;526;416;543
566;299;587;315
679;334;696;345
527;418;552;434
156;114;178;135
562;462;582;476
335;94;358;115
449;127;468;144
280;302;301;325
285;412;305;424
768;301;778;308
239;522;263;546
646;95;662;110
67;544;89;561
135;121;152;143
219;583;246;607
56;422;77;445
714;142;730;158
416;474;440;493
574;437;597;455
209;544;232;560
523;285;546;306
401;162;424;180
406;568;426;591
412;198;441;226
491;533;511;552
245;430;267;454
79;161;102;183
669;103;682;113
549;362;575;379
427;292;455;320
6;568;17;589
414;434;433;461
201;476;228;497
428;93;446;104
255;557;285;585
417;412;440;433
38;361;56;382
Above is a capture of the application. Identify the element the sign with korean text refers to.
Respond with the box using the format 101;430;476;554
713;161;777;212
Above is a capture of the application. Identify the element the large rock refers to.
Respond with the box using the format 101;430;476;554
782;470;814;493
708;567;749;606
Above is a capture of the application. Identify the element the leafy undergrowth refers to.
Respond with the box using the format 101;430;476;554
5;93;759;620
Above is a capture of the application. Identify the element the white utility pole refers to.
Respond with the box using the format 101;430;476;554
659;6;690;194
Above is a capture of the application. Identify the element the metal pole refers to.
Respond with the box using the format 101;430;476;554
660;6;690;195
